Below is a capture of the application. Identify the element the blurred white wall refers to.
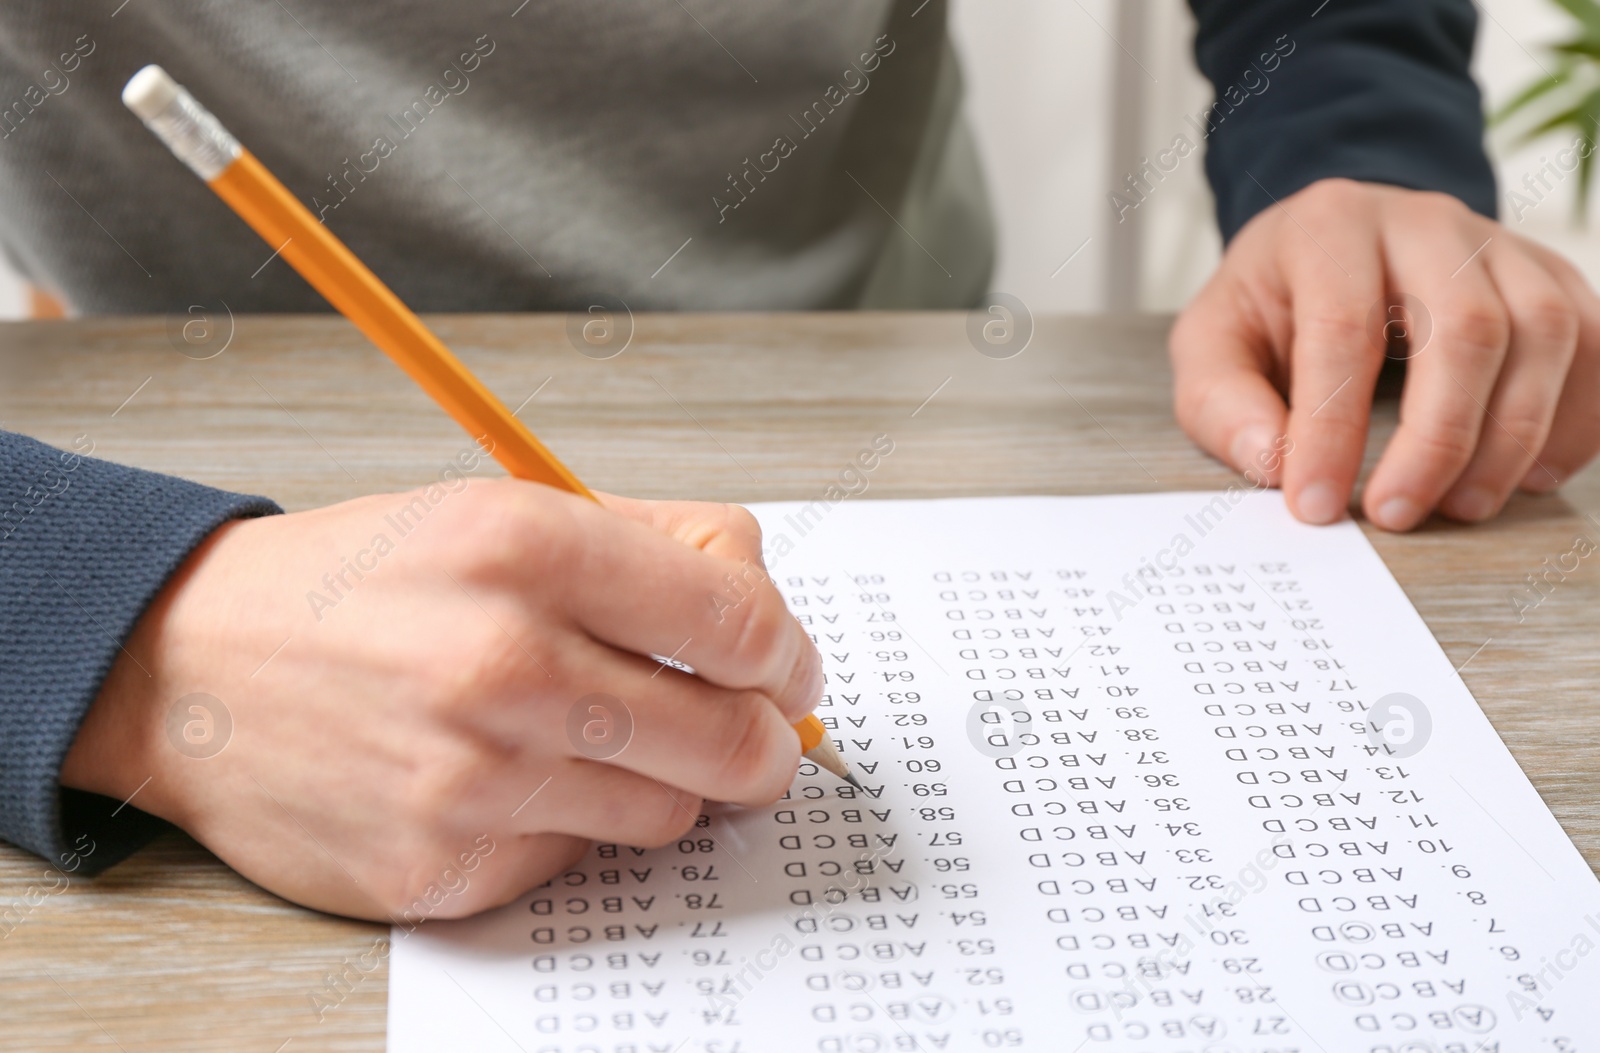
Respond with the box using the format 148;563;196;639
0;0;1587;319
946;0;1121;313
0;255;23;318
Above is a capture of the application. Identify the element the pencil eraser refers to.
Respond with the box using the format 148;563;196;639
123;65;180;120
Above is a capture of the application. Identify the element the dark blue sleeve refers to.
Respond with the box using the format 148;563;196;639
0;430;280;875
1188;0;1498;242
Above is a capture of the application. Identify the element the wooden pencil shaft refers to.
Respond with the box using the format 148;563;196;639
208;151;592;498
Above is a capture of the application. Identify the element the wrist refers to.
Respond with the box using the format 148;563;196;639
59;520;246;827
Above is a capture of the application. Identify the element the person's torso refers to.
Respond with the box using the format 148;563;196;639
0;1;992;314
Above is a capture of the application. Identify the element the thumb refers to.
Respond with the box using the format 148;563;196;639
1170;278;1290;487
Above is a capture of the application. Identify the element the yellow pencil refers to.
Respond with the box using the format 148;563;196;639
122;65;857;790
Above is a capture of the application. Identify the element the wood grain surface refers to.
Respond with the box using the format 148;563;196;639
1;312;1597;1051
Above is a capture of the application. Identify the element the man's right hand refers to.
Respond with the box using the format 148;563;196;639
60;478;822;921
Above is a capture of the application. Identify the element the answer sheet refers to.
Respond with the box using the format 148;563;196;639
388;493;1600;1052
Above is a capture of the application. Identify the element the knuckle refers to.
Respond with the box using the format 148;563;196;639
1170;376;1202;430
640;793;701;848
1408;416;1481;468
431;616;542;705
416;871;500;921
709;696;783;797
1514;294;1580;352
1536;419;1600;482
1440;306;1510;359
448;481;577;584
1552;439;1600;480
1299;177;1365;212
1171;370;1221;431
528;504;584;583
1293;388;1367;443
418;480;506;551
376;864;436;921
1297;311;1369;355
725;589;791;682
1303;401;1367;437
1549;253;1592;292
401;741;497;827
1492;405;1553;453
712;508;772;591
380;834;479;921
1167;304;1199;357
1413;189;1472;219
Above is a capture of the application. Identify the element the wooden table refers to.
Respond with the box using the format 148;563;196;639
2;313;1597;1051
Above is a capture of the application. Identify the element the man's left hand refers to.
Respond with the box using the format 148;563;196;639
1170;178;1600;530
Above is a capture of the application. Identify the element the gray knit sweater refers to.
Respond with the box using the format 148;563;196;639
0;0;991;314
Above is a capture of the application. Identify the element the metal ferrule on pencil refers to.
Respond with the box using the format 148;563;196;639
123;66;241;182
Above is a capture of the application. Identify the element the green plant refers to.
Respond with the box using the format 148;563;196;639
1493;0;1600;221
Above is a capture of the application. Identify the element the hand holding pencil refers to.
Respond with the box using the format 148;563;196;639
64;481;829;920
121;65;854;788
56;66;851;922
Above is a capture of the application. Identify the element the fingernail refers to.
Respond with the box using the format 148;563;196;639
1295;481;1345;525
1444;486;1496;523
1375;496;1423;532
1229;425;1276;476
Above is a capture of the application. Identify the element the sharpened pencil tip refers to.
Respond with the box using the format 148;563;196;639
844;771;863;790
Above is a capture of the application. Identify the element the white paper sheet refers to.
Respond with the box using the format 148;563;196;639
388;493;1600;1052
